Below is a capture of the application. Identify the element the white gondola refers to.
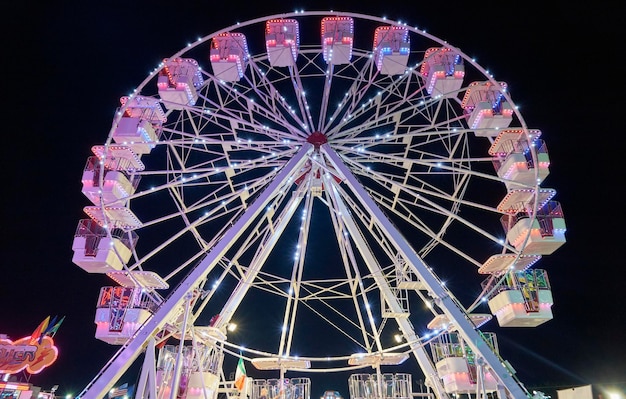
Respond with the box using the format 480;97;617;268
348;373;412;399
71;218;136;273
429;332;499;394
321;16;354;65
486;269;554;327
251;378;311;399
209;33;249;82
461;81;513;135
420;47;464;97
94;286;163;344
265;18;299;67
112;96;166;154
501;200;567;255
373;26;409;75
321;390;343;399
157;58;204;109
156;343;224;399
81;145;143;206
490;129;550;189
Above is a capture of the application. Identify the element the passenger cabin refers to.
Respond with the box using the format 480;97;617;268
81;145;144;206
489;129;550;190
112;96;166;154
210;33;249;82
348;373;412;399
429;332;499;394
373;26;410;76
94;285;163;344
484;269;554;327
321;17;354;65
501;200;566;255
461;81;513;135
250;378;311;399
72;218;136;273
321;390;342;399
420;47;464;97
156;341;225;399
265;19;299;67
157;57;204;109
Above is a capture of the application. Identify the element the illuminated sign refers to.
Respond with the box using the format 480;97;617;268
0;335;58;374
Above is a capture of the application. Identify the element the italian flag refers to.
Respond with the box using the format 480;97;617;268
234;357;247;391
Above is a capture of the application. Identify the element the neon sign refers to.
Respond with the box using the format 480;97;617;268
0;335;58;374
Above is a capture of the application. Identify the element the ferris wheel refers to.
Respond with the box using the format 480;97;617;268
72;11;566;399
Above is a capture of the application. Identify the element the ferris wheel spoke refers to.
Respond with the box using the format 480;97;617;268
336;137;530;198
326;72;431;141
363;182;515;262
321;54;379;134
197;73;304;143
286;64;317;134
332;157;515;260
244;57;313;136
125;154;292;280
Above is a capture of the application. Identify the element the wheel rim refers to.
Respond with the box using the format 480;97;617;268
79;11;557;398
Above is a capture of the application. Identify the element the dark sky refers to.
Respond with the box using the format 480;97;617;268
2;1;624;398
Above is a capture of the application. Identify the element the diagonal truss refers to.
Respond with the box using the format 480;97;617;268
80;142;526;399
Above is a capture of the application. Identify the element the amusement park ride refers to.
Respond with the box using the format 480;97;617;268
70;11;566;399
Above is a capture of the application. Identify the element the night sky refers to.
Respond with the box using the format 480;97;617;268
2;1;624;399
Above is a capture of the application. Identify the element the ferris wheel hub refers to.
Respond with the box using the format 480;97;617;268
307;131;328;149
